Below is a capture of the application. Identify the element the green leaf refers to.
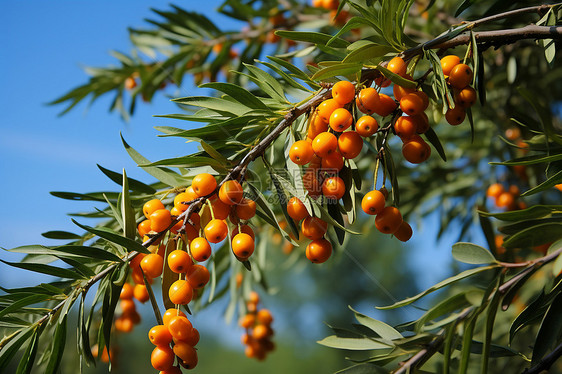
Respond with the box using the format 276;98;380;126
311;63;362;81
6;244;122;262
478;205;562;222
350;307;402;340
522;169;562;196
41;231;82;240
377;265;498;309
200;140;230;166
490;153;562;166
275;30;350;48
172;96;253;116
376;65;417;88
503;223;562;249
342;43;395;64
0;260;84;280
121;169;137;240
45;316;67;374
459;314;477;374
481;285;502;374
97;164;156;194
532;292;562;365
452;242;496;265
317;335;393;351
424;128;447;162
243;64;287;103
71;219;150;254
0;326;35;371
15;328;40;374
199;82;271;110
415;292;472;332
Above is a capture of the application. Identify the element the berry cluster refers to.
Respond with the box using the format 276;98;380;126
239;292;275;361
115;282;143;333
486;183;525;211
440;55;477;126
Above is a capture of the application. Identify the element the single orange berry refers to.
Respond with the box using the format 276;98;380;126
394;221;413;242
454;86;477;108
322;176;346;200
440;55;461;76
355;116;379;137
338;131;363;159
143;199;165;219
151;346;175;372
190;237;212;262
301;216;328;240
412;112;430;134
204;219;228;243
239;313;256;329
329;108;353;132
509;185;520;196
289;140;315;165
306;238;332;263
445;106;466;126
308;111;329;139
287;197;309;221
219;180;244;205
169;279;193;305
394;116;418;140
402;136;431;164
120;283;134;300
232;233;255;259
487;183;504;199
257;309;274;325
322;0;339;11
374;93;398;117
252;324;272;340
168;250;193;273
148;325;173;346
321;151;344;171
312;131;338;157
168;315;193;341
411;91;429;111
187;264;210;288
361;190;386;215
150;209;172;232
505;128;522;140
400;93;424;116
332;81;355;105
120;299;136;314
162;308;187;327
387;56;408;77
141;253;164;279
356;87;380;114
173;341;198;370
192;173;217;197
137;219;152;237
124;76;137;90
183;327;200;346
133;284;149;303
448;63;473;89
235;198;256;220
174;188;198;212
316;98;343;122
496;192;515;208
375;206;403;234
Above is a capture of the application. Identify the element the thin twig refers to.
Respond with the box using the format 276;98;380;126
522;341;562;374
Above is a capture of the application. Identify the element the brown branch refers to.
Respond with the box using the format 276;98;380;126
522;341;562;374
470;4;555;27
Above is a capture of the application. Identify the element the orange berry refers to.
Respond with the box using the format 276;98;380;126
332;81;355;105
235;198;256;220
506;128;522;140
445;106;466;125
338;131;363;159
411;91;429;111
120;299;136;314
329;108;353;132
192;173;217;197
168;250;193;273
141;253;164;279
375;206;403;234
133;284;150;303
301;217;328;240
308;111;329;139
143;199;165;219
355;116;379;137
440;55;461;76
306;238;332;263
174;189;198;212
387;56;408;77
316;98;343;122
249;290;260;304
138;220;152;237
162;308;187;327
168;315;193;341
148;325;173;346
287;197;309;221
394;116;418;140
412;112;430;134
219;180;244;205
322;176;346;200
173;341;198;369
207;197;230;220
375;75;391;88
302;169;322;198
252;324;272;340
394;221;413;242
187;264;210;288
487;183;504;199
448;63;473;89
232;233;255;259
508;185;520;196
151;346;175;372
496;192;514;208
312;132;338;157
454;86;477;108
400;93;424;116
115;315;134;333
239;313;256;329
322;0;339;10
374;93;398;117
120;283;134;300
555;184;562;192
159;367;183;374
183;328;200;346
356;87;380;114
124;76;137;90
361;190;385;215
289;140;315;165
232;224;255;240
204;219;228;243
322;151;344;171
150;209;172;232
257;309;274;325
402;136;431;164
169;279;193;305
190;237;212;262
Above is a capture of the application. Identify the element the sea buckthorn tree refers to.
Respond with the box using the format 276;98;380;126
2;1;562;373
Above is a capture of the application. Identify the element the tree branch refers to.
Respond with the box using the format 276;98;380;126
523;341;562;374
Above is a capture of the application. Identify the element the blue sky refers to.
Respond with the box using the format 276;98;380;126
0;1;463;296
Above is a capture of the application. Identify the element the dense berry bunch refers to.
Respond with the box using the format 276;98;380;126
239;292;275;361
